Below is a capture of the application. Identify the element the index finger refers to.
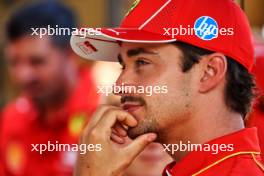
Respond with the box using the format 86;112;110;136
96;109;138;136
82;105;119;140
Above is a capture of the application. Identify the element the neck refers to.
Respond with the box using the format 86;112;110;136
159;97;245;162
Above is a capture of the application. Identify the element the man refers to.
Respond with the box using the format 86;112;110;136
1;1;99;175
71;0;264;175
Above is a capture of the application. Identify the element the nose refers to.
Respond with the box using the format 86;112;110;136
115;69;137;96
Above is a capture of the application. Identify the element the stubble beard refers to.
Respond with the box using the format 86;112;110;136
127;115;160;139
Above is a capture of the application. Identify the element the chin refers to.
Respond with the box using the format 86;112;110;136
128;127;145;139
128;121;158;139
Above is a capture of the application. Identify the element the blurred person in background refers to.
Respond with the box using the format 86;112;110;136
0;1;99;175
247;38;264;161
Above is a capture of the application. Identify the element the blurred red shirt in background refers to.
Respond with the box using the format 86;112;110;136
0;68;99;176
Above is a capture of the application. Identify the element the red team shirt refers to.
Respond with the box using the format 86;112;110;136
0;68;99;176
162;128;264;176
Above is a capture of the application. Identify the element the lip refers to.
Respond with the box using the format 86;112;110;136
23;87;42;96
23;84;42;93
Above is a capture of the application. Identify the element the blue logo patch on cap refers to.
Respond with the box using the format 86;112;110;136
194;16;218;41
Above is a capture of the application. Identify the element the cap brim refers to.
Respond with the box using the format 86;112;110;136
70;28;176;62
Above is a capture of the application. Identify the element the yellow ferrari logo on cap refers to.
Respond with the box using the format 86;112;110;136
126;0;141;16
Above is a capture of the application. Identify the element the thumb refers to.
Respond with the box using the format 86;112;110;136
124;133;157;161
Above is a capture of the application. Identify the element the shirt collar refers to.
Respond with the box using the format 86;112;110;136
163;127;261;176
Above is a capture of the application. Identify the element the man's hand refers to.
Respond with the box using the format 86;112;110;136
75;105;157;176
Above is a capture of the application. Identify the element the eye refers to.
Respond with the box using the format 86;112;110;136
135;59;149;67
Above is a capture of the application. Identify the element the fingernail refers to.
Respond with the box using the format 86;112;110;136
147;133;157;141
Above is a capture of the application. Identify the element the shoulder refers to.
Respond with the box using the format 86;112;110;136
198;154;264;176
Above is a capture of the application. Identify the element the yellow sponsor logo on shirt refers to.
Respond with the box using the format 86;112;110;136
6;142;25;174
68;113;86;137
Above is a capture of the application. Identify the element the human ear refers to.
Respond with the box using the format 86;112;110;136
199;53;227;93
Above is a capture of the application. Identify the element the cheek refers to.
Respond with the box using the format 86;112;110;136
133;64;166;86
143;73;193;128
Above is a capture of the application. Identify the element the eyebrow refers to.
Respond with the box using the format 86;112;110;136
127;48;158;57
118;47;159;65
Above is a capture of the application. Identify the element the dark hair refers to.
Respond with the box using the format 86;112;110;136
173;41;255;117
6;0;77;49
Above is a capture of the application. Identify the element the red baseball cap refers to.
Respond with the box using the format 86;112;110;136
71;0;254;71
